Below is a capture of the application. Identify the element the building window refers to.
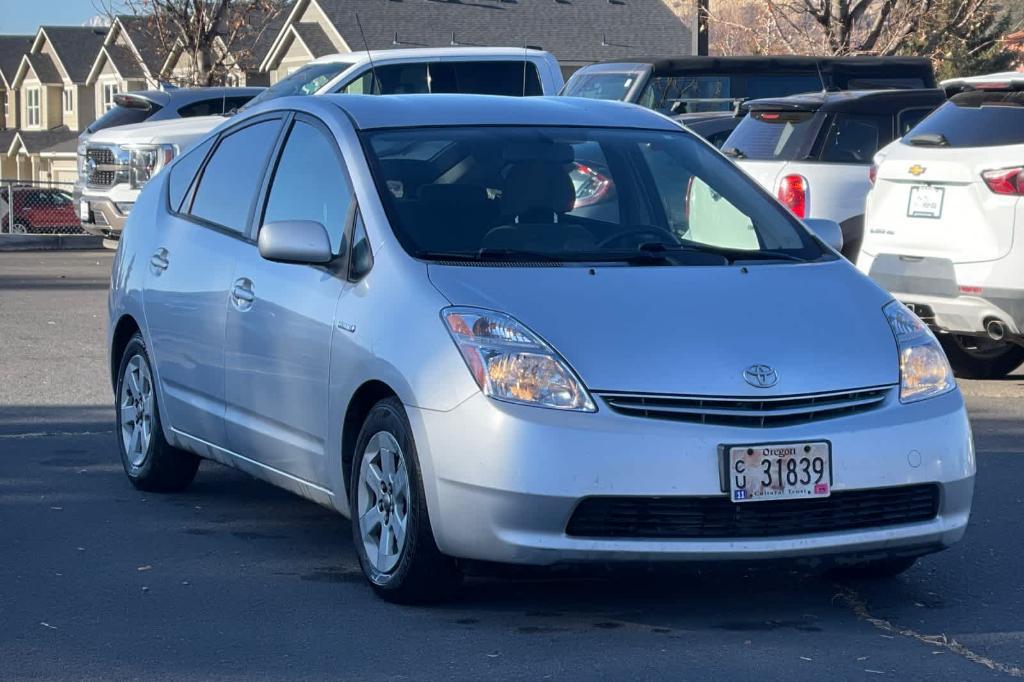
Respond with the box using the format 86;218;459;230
102;82;119;112
63;87;73;113
26;87;40;127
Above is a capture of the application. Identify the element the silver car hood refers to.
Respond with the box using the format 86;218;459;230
427;260;898;397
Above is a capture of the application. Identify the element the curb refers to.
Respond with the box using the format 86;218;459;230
0;235;106;251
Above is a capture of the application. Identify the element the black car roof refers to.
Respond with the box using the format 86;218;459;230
744;88;946;114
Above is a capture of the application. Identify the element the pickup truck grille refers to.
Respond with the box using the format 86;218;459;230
86;146;123;188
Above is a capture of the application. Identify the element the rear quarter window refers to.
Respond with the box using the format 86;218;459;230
904;93;1024;147
817;114;891;164
168;137;215;212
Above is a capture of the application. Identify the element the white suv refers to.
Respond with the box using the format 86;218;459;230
858;84;1024;378
80;47;564;243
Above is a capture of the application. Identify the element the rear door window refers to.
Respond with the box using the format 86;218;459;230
177;96;256;117
903;93;1024;147
817;114;891;164
723;110;822;161
189;119;282;234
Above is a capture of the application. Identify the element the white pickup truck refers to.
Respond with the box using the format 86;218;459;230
722;89;945;261
79;47;564;243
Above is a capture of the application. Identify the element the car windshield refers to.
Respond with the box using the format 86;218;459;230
242;61;352;109
363;126;827;265
723;110;823;161
903;91;1024;147
561;65;646;101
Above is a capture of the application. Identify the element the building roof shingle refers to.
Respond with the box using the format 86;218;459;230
313;0;692;64
24;52;62;84
42;26;107;83
0;35;33;88
104;43;147;80
11;127;76;155
117;15;170;76
292;22;335;59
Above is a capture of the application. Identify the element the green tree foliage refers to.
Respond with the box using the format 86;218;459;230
902;0;1016;78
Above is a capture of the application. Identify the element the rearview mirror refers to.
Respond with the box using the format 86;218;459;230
803;218;844;253
258;220;333;265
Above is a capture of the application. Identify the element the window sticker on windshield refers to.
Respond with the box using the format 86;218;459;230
386;180;405;199
624;78;633;88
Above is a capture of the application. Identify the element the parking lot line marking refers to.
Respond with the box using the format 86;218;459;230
835;586;1024;678
0;429;113;440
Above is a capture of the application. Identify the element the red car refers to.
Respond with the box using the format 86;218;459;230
0;186;83;234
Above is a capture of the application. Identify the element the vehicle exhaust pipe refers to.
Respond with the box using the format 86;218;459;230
985;319;1007;342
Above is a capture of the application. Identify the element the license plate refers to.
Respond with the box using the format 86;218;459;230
79;201;90;222
726;442;831;503
907;185;944;219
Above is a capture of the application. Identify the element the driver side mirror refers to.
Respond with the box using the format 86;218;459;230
258;220;333;265
803;218;844;253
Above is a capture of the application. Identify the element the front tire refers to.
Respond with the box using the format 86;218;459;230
115;333;199;492
939;334;1024;379
350;397;461;603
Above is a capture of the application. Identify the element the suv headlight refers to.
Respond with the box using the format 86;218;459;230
121;144;177;189
883;300;954;403
443;307;595;412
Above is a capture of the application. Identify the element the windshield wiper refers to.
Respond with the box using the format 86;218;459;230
637;240;808;264
722;146;746;159
416;248;562;262
906;133;950;147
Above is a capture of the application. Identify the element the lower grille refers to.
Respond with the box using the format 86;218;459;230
598;386;892;428
566;484;940;539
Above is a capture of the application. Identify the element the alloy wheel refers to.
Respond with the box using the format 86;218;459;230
357;431;411;574
119;354;155;467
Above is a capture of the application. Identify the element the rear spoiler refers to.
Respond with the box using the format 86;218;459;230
941;76;1024;96
112;93;155;110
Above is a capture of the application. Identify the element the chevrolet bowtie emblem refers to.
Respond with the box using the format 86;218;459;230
908;164;926;176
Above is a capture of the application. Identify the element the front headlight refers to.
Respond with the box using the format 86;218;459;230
442;307;596;412
883;300;955;403
122;144;177;189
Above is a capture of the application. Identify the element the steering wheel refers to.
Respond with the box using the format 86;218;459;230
597;226;680;249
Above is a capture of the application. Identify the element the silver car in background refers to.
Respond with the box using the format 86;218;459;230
108;94;974;602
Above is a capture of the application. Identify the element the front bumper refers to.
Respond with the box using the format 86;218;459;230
407;389;974;566
862;253;1024;336
80;187;136;239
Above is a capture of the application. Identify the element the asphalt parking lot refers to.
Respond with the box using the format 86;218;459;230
1;250;1023;680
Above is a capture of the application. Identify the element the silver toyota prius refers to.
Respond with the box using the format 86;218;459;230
108;94;974;602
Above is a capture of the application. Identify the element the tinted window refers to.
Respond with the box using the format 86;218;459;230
168;137;214;212
262;120;352;254
640;76;730;113
86;101;161;133
903;93;1024;147
429;61;542;96
364;126;826;264
190;120;281;233
818;114;889;163
723;111;822;161
744;75;823;99
898;107;934;136
177;96;255;118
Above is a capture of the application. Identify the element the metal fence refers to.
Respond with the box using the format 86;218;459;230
0;179;86;236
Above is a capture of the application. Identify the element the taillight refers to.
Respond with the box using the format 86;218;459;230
571;162;613;208
981;167;1024;195
777;174;808;218
868;163;878;186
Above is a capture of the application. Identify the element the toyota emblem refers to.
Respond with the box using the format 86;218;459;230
743;364;778;388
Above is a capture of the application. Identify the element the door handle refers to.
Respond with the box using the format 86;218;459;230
231;278;255;310
149;248;169;275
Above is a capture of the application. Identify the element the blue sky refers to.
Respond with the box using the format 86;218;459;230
1;0;109;35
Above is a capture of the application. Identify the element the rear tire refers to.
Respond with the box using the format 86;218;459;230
115;333;199;492
350;397;461;603
829;556;917;580
939;334;1024;379
11;221;28;234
